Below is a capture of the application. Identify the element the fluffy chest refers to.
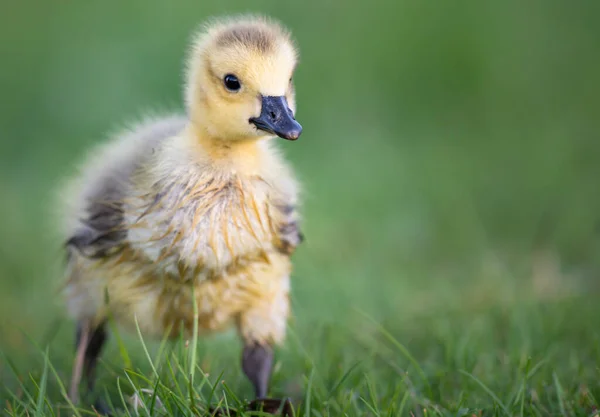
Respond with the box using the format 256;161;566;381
125;175;283;278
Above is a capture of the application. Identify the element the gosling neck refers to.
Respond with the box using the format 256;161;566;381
188;123;267;174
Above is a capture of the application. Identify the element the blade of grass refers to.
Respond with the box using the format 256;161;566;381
220;381;242;405
190;285;199;385
459;370;509;416
165;354;187;399
206;370;226;410
397;390;410;416
365;375;380;415
124;371;150;416
33;348;49;417
157;384;189;416
134;315;158;379
518;381;525;417
326;361;361;399
3;354;36;405
552;372;567;416
153;323;174;373
116;377;133;417
359;397;380;416
108;316;132;370
304;368;314;417
358;310;432;397
527;358;548;379
4;390;30;412
44;353;82;417
148;376;161;414
386;378;404;417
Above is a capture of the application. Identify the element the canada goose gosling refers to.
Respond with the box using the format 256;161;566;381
60;15;304;414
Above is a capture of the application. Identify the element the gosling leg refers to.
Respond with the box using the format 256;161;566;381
69;321;109;414
242;342;273;399
69;321;90;404
82;322;107;394
242;342;293;415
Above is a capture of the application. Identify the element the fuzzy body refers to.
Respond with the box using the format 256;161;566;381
61;16;303;349
62;117;301;345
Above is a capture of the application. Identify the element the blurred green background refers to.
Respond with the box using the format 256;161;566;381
1;0;600;396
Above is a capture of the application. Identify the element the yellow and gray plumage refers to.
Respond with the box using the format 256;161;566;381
59;16;303;412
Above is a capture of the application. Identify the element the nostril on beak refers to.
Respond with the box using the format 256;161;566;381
269;111;277;120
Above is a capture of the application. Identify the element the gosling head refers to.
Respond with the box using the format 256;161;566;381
185;16;302;142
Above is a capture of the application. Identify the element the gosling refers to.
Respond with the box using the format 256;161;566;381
59;15;303;412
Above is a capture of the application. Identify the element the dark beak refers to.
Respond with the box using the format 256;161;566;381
249;96;302;140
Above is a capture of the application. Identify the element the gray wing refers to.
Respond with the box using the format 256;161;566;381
65;115;187;259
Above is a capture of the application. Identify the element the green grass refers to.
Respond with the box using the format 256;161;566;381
2;0;600;415
2;271;600;416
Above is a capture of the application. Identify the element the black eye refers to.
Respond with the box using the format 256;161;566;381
224;74;241;92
